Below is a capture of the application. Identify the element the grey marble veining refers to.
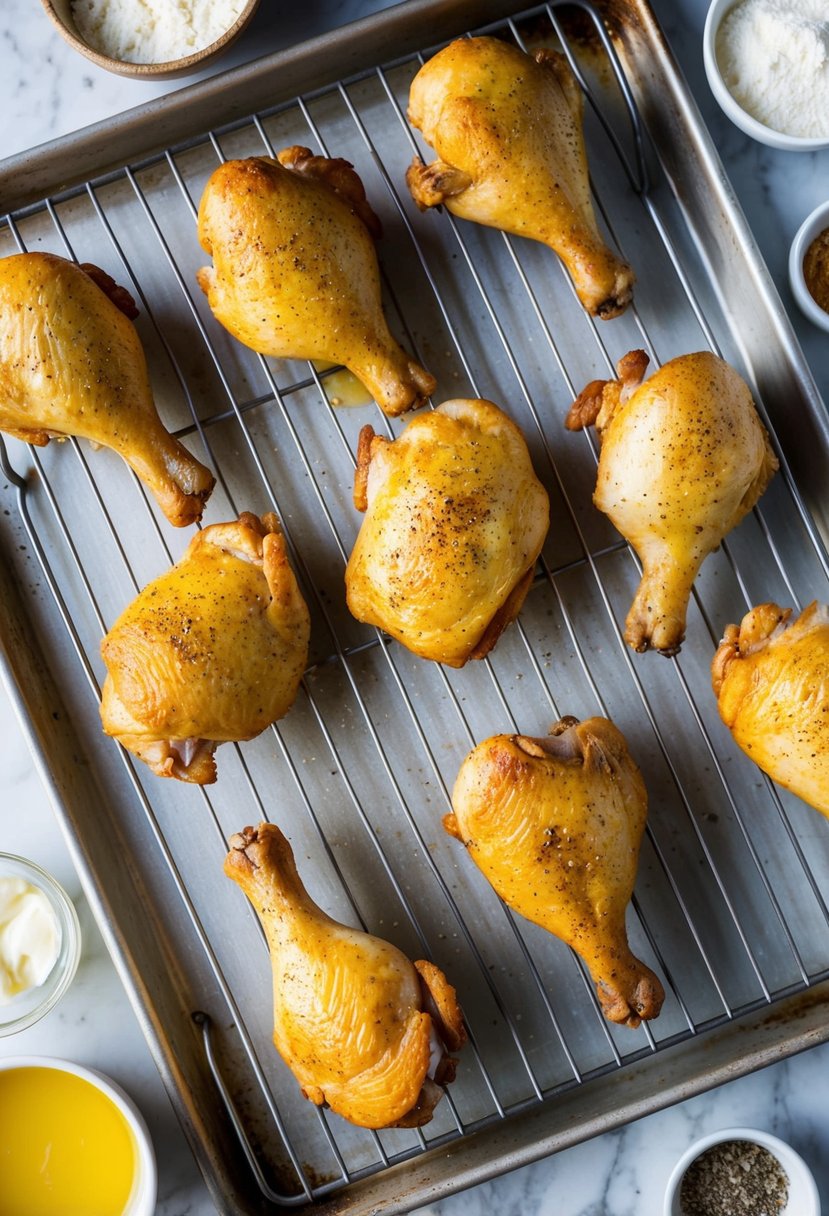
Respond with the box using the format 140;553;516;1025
1;1;828;1213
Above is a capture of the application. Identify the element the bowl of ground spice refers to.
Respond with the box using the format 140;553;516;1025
703;0;829;150
40;0;261;79
664;1127;819;1216
789;200;829;333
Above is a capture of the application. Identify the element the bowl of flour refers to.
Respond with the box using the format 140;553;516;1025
40;0;261;78
703;0;829;149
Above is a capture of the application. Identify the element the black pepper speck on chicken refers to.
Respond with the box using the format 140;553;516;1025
0;252;214;526
406;37;634;318
566;350;778;656
100;513;309;783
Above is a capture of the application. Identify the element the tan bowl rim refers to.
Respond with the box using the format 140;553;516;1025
39;0;260;77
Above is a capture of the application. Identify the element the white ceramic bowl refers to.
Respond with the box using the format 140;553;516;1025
0;853;81;1036
0;1056;157;1215
789;199;829;333
664;1126;820;1216
40;0;261;79
703;0;829;151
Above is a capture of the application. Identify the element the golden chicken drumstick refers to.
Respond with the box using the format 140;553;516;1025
406;36;635;319
225;823;466;1129
712;601;829;819
0;252;214;526
345;398;550;666
447;716;664;1028
197;149;435;417
100;513;309;784
567;350;778;656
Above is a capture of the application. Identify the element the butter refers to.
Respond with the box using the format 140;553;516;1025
0;876;61;1003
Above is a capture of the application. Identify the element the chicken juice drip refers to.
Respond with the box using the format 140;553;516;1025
0;1066;137;1216
313;361;374;407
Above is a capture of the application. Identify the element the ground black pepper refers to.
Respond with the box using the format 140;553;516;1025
679;1139;788;1216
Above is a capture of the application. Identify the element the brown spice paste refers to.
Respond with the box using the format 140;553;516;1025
803;226;829;314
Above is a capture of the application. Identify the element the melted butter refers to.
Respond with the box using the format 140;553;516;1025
0;1066;137;1216
312;361;374;408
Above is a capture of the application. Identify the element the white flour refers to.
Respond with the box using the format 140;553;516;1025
72;0;247;65
716;0;829;138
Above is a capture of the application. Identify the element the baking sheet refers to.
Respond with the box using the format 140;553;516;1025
2;1;829;1212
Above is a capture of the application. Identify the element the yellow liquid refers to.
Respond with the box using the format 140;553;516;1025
312;360;374;407
0;1066;137;1216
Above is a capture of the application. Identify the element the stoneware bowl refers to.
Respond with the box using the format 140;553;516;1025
663;1126;820;1216
789;199;829;333
39;0;261;79
703;0;829;151
0;853;81;1037
0;1056;157;1215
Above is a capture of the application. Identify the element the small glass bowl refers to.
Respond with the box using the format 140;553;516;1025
39;0;261;80
0;853;81;1036
664;1126;820;1216
703;0;829;151
788;200;829;334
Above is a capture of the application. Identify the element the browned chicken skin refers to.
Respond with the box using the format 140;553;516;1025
196;150;436;417
345;398;550;666
567;350;778;656
712;601;829;819
406;37;634;318
100;513;309;783
447;717;664;1028
224;823;466;1128
0;251;214;526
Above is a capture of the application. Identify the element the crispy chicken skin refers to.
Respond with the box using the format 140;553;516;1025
447;717;664;1028
100;513;309;784
345;398;550;666
567;350;778;656
0;251;214;526
196;151;435;417
406;37;634;318
224;823;466;1128
712;601;829;819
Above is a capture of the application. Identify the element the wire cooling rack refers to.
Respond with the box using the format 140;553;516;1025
3;1;829;1205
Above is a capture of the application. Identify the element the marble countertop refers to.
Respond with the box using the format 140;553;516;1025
1;1;828;1213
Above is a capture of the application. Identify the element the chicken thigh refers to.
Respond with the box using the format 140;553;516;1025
345;398;549;666
447;716;664;1027
0;252;214;527
100;513;309;784
225;823;466;1128
406;37;634;318
197;149;435;416
567;350;778;656
712;601;829;818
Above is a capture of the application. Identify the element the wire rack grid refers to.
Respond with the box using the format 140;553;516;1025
3;1;829;1205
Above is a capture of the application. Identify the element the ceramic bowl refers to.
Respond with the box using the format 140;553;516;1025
703;0;829;151
0;853;81;1036
664;1126;820;1216
39;0;261;79
0;1056;157;1215
788;199;829;333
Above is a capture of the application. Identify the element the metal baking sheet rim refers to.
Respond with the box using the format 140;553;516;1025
2;0;829;1212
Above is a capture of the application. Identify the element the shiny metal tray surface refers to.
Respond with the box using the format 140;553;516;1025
2;1;829;1212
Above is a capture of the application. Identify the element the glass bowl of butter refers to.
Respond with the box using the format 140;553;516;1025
0;854;81;1036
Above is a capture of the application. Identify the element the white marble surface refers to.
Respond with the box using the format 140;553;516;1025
1;1;828;1213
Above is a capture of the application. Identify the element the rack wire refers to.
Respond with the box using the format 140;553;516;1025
3;2;829;1204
